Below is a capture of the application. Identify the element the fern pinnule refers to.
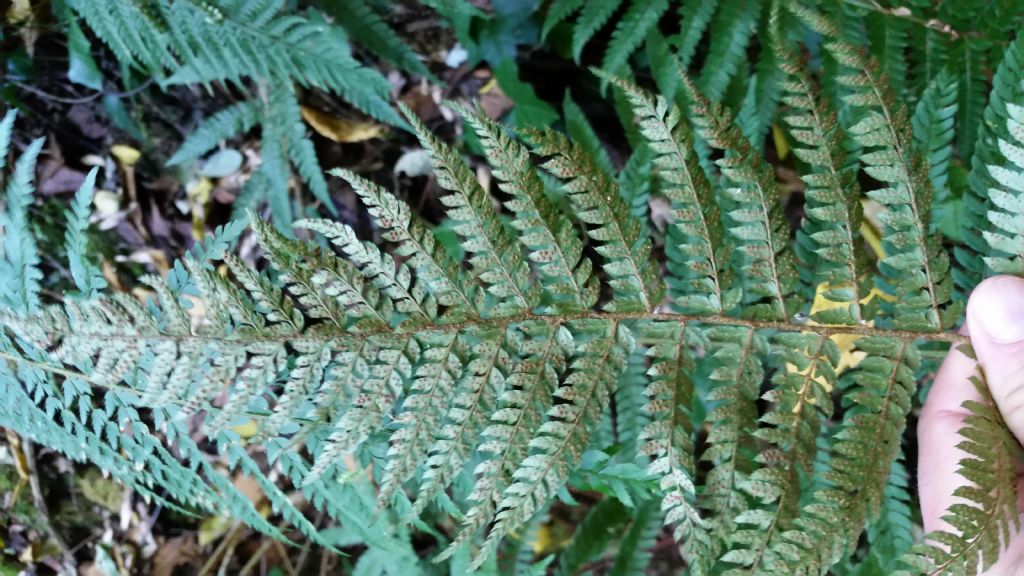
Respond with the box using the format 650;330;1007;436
719;332;837;574
895;349;1022;575
378;329;461;505
331;168;478;321
792;2;959;332
602;72;731;316
473;319;631;570
412;326;507;515
681;75;799;322
911;69;959;234
770;338;918;575
436;320;568;562
635;321;709;562
305;334;411;482
295;219;434;328
775;28;867;325
455;103;598;314
700;326;764;561
400;103;537;318
253;218;388;332
525;126;662;312
982;103;1024;276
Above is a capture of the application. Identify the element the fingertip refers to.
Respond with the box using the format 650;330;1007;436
967;275;1024;345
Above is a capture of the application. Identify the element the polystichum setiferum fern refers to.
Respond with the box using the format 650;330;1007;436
4;1;1024;573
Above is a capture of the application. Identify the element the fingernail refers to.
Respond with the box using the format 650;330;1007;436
970;276;1024;343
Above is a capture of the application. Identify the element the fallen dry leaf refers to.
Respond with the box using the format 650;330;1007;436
152;536;201;576
300;106;385;143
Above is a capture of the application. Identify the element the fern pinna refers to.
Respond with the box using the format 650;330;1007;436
3;2;1024;574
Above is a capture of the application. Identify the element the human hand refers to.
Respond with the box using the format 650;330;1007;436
919;276;1024;573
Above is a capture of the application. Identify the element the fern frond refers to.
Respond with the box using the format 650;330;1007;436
959;33;1024;281
167;99;261;166
676;0;719;69
866;10;910;101
274;87;335;214
600;0;670;76
0;109;15;170
252;217;388;332
562;91;615;178
557;497;631;574
610;499;661;576
697;0;761;103
954;37;989;165
979;103;1024;275
73;0;403;125
571;0;624;62
541;0;585;40
737;26;784;150
320;0;433;79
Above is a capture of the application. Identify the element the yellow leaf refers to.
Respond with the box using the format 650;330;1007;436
772;124;790;161
6;0;31;24
532;523;552;554
300;107;385;143
198;515;232;546
110;144;141;167
186;177;213;241
479;77;498;94
231;419;259;439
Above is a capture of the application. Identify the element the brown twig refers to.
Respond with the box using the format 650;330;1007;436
23;440;77;574
12;79;156;105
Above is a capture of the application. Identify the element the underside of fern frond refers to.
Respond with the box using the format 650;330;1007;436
4;3;1024;573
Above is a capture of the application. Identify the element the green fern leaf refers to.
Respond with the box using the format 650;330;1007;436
600;0;670;76
571;0;624;62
